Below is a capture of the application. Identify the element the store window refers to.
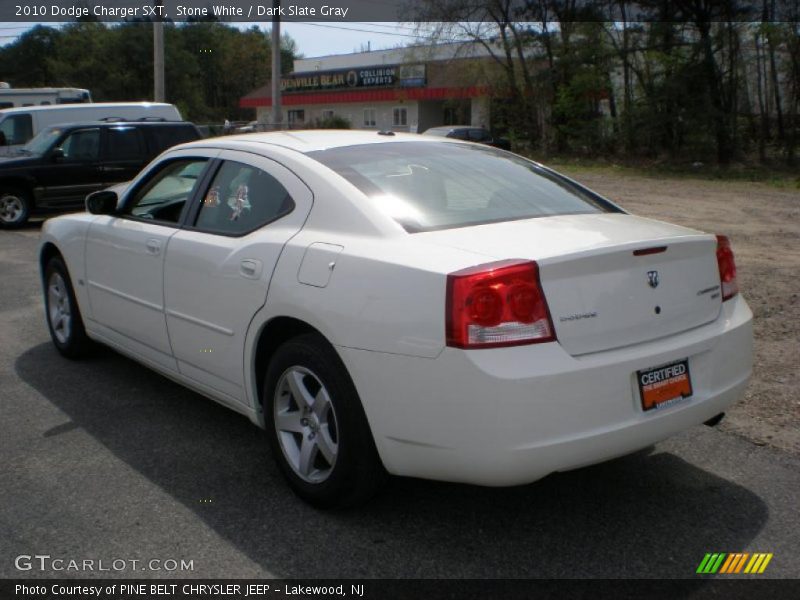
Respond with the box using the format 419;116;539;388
321;109;335;120
287;110;305;125
363;108;377;128
393;107;407;127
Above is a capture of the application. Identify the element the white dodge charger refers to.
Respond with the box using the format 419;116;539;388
38;130;753;507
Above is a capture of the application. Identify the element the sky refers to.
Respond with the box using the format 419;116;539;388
0;21;428;59
282;22;428;57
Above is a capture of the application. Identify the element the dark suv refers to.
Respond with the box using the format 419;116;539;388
422;126;511;151
0;120;201;227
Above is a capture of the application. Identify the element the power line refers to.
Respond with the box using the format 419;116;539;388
358;22;430;32
290;21;470;42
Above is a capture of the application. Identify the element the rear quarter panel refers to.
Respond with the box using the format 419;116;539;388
265;230;496;357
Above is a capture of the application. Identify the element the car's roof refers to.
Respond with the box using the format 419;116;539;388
41;120;192;130
184;129;449;154
0;102;176;115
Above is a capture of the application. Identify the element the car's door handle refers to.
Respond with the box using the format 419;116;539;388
240;259;262;279
145;238;161;255
99;166;126;172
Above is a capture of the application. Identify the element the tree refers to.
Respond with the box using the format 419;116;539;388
0;22;299;123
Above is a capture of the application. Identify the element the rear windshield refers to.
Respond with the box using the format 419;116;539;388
308;142;619;232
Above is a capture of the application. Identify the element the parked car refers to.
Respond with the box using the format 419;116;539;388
0;102;182;156
422;125;511;150
234;120;260;134
0;84;92;108
0;120;201;227
38;131;752;507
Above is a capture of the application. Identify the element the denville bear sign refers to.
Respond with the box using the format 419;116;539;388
281;66;413;92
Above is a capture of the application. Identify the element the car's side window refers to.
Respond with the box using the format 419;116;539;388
148;125;199;154
193;160;294;236
59;128;100;161
0;114;33;144
105;126;144;161
123;158;208;225
448;129;468;140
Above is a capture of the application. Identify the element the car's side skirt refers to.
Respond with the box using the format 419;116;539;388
86;325;260;426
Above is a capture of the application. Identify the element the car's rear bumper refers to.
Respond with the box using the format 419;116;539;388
338;295;753;486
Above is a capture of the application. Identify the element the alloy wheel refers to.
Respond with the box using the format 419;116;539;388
273;366;339;483
47;272;72;344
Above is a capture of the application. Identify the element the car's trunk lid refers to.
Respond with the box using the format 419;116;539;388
417;214;723;355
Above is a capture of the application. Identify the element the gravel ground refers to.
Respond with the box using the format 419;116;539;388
555;167;800;455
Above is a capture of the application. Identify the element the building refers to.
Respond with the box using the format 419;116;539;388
240;43;503;133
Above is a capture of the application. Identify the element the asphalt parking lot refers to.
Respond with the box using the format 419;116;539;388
1;223;799;580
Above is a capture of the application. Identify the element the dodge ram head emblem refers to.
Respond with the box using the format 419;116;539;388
647;270;660;288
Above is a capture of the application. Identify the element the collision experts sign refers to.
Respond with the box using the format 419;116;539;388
281;65;426;93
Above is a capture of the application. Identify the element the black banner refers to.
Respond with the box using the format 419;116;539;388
1;1;799;23
3;579;800;600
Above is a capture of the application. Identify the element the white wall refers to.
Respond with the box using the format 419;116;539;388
258;102;420;132
293;41;498;72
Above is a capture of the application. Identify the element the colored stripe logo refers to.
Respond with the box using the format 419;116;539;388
697;553;773;574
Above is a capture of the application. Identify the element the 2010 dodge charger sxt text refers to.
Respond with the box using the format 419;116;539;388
38;131;753;507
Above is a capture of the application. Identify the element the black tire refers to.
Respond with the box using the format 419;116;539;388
0;187;31;229
44;256;94;359
263;333;386;508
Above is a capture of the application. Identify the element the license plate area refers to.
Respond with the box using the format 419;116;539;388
637;358;693;411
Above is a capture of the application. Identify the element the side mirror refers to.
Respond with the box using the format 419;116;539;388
51;147;65;161
86;190;118;215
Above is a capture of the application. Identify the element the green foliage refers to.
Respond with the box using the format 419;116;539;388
0;22;298;123
420;1;799;166
311;116;352;129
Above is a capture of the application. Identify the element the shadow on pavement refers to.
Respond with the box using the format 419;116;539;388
16;342;768;579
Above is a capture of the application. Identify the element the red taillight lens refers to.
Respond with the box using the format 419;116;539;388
446;260;556;349
716;234;739;301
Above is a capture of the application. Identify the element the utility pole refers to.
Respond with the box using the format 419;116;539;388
270;0;282;130
153;0;165;102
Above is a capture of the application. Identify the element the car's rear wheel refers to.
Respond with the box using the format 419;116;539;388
44;256;93;358
263;333;385;508
0;187;31;229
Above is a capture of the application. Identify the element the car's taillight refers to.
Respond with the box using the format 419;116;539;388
716;234;739;301
446;260;556;349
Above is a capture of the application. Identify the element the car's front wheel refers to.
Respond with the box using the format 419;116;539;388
0;187;31;228
263;333;385;508
44;256;93;358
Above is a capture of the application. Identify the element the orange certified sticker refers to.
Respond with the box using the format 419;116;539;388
638;359;693;411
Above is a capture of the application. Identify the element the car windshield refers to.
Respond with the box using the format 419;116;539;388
308;142;619;232
21;127;64;155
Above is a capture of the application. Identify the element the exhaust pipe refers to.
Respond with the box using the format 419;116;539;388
704;412;725;427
